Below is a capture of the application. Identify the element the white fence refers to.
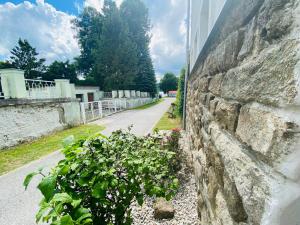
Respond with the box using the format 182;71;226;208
103;92;113;99
25;79;57;99
81;98;155;123
0;69;75;100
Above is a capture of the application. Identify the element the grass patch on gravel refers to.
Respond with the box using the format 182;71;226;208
153;108;181;131
131;98;164;110
0;124;104;175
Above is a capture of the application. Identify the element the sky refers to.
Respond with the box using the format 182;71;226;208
0;0;187;79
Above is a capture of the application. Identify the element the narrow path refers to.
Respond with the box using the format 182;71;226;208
0;98;173;225
92;98;174;136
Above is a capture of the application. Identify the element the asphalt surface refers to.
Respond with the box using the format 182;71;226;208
0;98;173;225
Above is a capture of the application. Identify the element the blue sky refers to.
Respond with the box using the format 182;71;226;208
0;0;83;14
0;0;186;79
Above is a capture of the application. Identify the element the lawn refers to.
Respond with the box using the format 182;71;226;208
131;98;164;110
0;124;105;175
153;108;181;131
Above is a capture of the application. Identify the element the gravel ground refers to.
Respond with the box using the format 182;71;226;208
131;175;200;225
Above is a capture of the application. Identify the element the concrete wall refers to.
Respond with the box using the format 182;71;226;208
0;99;81;149
185;0;300;224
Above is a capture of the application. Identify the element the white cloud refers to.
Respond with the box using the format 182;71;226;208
84;0;104;11
0;0;186;78
0;0;79;63
146;0;187;77
84;0;123;11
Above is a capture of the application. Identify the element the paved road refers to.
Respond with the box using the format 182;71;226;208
0;98;173;225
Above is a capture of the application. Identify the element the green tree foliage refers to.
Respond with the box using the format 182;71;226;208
159;73;178;94
120;0;157;95
43;61;78;84
24;130;178;225
134;51;157;96
0;61;13;69
92;0;138;91
72;7;103;75
10;39;46;78
176;68;185;117
73;0;156;93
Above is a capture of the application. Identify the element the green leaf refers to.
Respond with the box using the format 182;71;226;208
51;193;73;204
58;165;70;175
71;199;81;208
91;181;108;199
38;176;57;202
136;195;144;206
60;214;74;225
76;213;92;223
36;198;49;223
23;172;38;190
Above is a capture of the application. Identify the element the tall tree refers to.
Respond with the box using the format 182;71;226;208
92;0;138;90
120;0;157;94
159;72;178;93
10;38;46;79
72;7;103;76
176;68;185;117
135;51;157;96
43;60;78;84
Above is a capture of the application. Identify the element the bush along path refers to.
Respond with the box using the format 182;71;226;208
131;129;199;225
24;129;200;225
24;129;181;225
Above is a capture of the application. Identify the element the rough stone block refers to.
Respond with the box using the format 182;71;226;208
201;107;214;132
153;198;175;219
238;17;256;60
221;40;299;106
198;77;210;92
209;122;270;225
214;191;236;225
209;98;219;115
202;31;243;75
208;73;223;96
214;99;240;132
257;0;293;42
236;103;297;164
223;172;248;223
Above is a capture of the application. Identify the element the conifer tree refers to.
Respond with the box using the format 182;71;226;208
10;38;46;78
120;0;157;94
92;0;138;90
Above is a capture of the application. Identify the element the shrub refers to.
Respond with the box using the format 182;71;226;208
176;68;185;118
24;130;179;225
164;128;182;173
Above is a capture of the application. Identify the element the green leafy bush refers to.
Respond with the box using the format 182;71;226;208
164;128;182;173
176;68;185;118
24;130;179;225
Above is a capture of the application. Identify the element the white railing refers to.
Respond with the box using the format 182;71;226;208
81;98;155;123
25;79;56;99
103;92;112;99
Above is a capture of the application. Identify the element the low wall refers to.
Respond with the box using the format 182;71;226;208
185;0;300;224
0;99;81;149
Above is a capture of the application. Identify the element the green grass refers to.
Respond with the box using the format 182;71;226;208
0;125;105;175
153;109;181;131
131;98;164;110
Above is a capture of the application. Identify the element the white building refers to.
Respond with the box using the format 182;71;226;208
75;86;103;102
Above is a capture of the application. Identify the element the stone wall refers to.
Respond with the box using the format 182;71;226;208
185;0;300;224
0;99;82;149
